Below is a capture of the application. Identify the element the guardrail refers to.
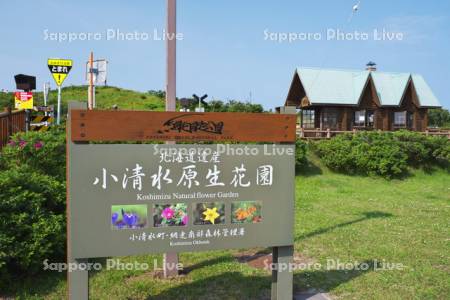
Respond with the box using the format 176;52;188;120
0;108;26;149
297;128;450;139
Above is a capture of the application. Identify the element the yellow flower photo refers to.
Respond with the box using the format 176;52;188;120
193;202;225;225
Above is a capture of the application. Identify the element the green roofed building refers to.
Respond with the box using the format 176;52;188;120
285;62;441;132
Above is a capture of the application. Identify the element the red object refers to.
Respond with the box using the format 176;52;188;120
14;91;33;101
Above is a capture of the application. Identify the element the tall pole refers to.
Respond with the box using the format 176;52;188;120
57;85;61;124
43;83;48;107
164;0;179;278
88;51;94;110
43;82;48;116
166;0;176;112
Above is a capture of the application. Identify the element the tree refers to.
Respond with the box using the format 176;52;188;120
428;108;450;128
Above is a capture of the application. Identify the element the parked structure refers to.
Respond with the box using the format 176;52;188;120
285;63;441;132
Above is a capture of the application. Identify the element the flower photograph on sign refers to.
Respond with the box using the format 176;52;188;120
111;205;148;230
231;201;262;224
193;202;225;225
153;203;188;227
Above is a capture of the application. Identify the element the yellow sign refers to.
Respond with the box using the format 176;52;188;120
47;58;73;86
14;92;34;109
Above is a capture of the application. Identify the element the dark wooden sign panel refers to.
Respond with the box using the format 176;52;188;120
70;110;296;143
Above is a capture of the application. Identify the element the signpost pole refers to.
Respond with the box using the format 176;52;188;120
25;109;30;132
163;0;179;278
271;245;294;300
43;83;48;116
67;102;89;299
271;106;296;300
57;85;61;125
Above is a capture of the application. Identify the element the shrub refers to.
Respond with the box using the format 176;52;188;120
352;133;407;178
392;131;431;165
314;132;408;178
295;139;307;169
313;131;449;178
0;126;66;181
0;165;66;282
0;127;67;284
428;136;450;162
314;134;357;173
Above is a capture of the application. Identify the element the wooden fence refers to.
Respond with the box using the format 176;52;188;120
297;127;450;140
0;108;26;149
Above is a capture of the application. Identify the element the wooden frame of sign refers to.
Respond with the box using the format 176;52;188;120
67;102;296;300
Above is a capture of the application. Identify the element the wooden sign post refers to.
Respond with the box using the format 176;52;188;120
67;102;297;299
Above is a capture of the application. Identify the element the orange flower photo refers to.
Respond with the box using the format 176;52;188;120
231;201;262;224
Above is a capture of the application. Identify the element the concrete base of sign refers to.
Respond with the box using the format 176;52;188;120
271;245;294;300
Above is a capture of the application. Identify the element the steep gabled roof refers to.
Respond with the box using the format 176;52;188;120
370;72;411;106
411;74;441;107
296;67;370;105
289;67;441;108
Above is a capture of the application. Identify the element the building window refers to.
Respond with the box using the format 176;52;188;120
394;111;407;127
301;110;315;129
322;109;338;129
354;110;375;127
367;111;375;127
354;110;366;127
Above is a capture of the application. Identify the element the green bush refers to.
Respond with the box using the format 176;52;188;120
0;165;66;282
0;127;67;284
352;133;407;177
428;136;450;162
392;131;431;165
313;134;358;173
0;126;66;181
295;139;308;169
313;131;449;178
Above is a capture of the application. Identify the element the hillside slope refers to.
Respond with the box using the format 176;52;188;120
0;85;166;113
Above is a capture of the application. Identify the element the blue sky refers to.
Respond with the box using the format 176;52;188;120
1;0;449;109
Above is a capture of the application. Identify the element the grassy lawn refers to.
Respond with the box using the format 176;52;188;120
6;155;450;299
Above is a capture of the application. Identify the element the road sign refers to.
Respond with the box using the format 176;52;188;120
85;59;108;85
48;58;73;86
30;115;54;131
33;105;54;112
14;91;33;109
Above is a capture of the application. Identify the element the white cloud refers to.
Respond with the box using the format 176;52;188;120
382;15;447;43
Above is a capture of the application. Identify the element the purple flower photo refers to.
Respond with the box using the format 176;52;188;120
111;205;148;230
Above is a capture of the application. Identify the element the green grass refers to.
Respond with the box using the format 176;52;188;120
4;154;450;299
0;85;166;112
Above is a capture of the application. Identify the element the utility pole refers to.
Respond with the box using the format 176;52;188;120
163;0;179;278
166;0;176;112
88;51;94;110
